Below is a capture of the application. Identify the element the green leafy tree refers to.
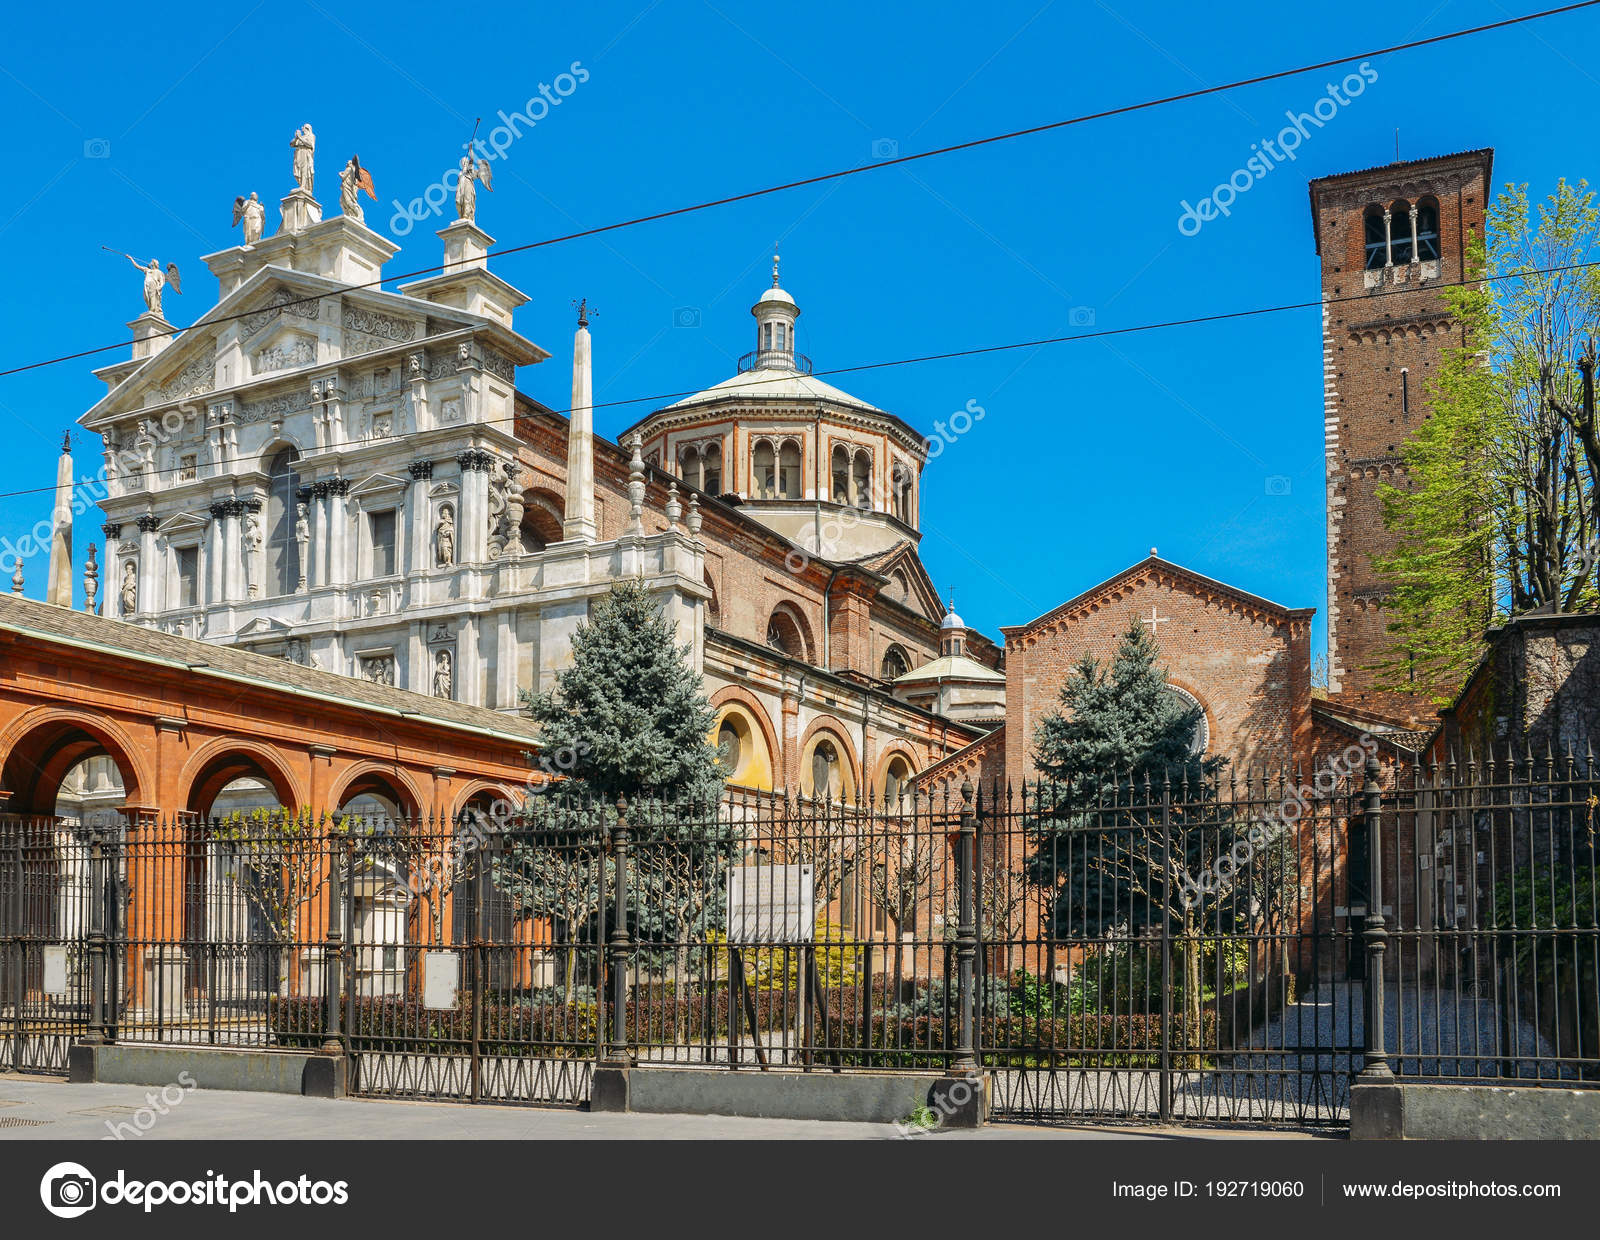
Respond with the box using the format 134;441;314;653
212;808;347;996
1379;180;1600;700
1025;619;1232;1048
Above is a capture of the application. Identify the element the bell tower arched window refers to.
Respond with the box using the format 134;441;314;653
1415;197;1440;261
1388;200;1413;265
1363;204;1388;270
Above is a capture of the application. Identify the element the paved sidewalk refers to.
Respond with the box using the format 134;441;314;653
0;1076;1325;1141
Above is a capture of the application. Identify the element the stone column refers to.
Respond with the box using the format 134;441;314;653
100;524;123;615
220;498;242;603
407;461;433;577
327;479;350;585
455;450;489;563
135;514;160;617
207;504;227;605
781;677;801;797
495;622;517;710
457;614;479;707
310;482;330;588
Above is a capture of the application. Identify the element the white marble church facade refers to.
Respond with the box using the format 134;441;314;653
72;146;996;808
83;213;705;713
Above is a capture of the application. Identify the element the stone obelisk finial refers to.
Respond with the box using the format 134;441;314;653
562;299;597;542
46;433;74;607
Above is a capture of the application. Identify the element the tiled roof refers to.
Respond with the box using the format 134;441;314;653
661;366;884;414
0;593;542;745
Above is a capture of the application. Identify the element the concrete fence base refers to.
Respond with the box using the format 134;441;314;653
589;1064;989;1128
67;1043;346;1099
1351;1080;1600;1140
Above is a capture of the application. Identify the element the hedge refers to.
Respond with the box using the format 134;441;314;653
272;990;1216;1067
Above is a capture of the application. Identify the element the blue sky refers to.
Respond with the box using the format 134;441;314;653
1;0;1594;656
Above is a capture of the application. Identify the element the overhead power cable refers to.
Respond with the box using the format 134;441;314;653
0;0;1594;381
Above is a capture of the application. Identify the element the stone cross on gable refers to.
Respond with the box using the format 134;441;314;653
1143;605;1169;633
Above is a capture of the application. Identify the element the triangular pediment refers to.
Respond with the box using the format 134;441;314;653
80;265;537;429
1001;555;1314;645
856;541;944;622
157;510;210;535
235;615;294;638
348;471;408;499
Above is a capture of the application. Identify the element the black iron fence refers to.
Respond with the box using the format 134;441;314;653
1;747;1595;1126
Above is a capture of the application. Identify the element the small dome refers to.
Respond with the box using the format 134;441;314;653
755;285;796;308
940;608;965;632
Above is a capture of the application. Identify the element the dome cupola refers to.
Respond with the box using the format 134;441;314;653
745;252;804;373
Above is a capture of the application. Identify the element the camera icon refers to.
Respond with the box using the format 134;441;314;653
672;307;701;329
1265;475;1292;496
41;1163;97;1218
1068;305;1096;328
83;138;111;159
870;138;899;160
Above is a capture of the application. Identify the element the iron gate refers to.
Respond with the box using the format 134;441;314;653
3;749;1596;1128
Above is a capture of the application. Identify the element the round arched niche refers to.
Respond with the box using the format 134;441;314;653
711;705;774;791
800;729;857;803
1163;684;1211;756
877;750;917;807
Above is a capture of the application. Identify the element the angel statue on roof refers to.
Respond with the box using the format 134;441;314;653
232;191;266;245
106;250;181;316
340;155;376;224
455;149;493;223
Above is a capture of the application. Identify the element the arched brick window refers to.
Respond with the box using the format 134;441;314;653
1415;196;1440;261
1388;199;1414;265
765;604;810;663
1363;204;1388;270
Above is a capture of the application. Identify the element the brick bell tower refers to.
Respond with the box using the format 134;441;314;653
1308;148;1493;716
